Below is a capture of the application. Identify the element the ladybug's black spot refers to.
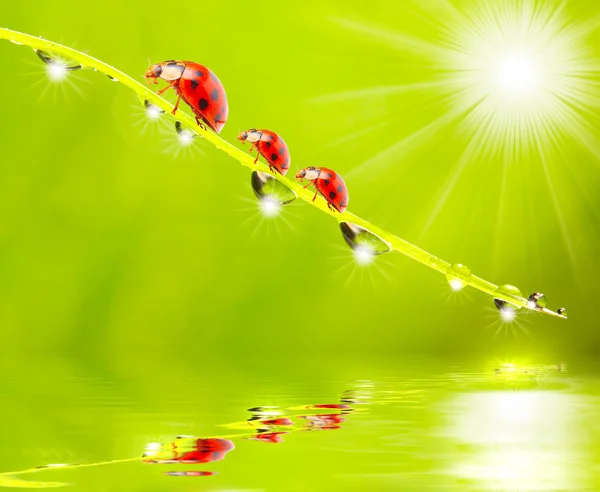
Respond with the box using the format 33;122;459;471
210;89;220;101
210;72;219;83
221;105;226;115
329;191;337;199
214;113;222;123
270;153;278;161
190;79;199;90
194;70;204;78
278;146;285;155
337;185;344;193
167;62;178;68
199;98;209;111
265;141;272;148
324;179;330;186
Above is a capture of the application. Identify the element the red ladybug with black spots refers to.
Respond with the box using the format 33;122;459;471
238;129;290;176
295;167;349;213
145;60;228;134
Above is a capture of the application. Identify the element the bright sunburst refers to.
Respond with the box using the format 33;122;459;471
327;0;600;261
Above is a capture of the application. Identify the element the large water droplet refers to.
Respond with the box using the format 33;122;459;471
493;285;523;321
445;263;472;291
251;171;297;211
143;99;165;119
35;49;82;71
339;222;392;260
557;307;568;317
175;121;196;144
527;292;547;310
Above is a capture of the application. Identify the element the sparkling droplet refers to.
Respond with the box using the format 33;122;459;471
10;39;25;45
557;307;568;317
493;284;523;318
527;292;547;310
445;263;472;291
175;121;196;144
35;49;82;71
339;222;392;257
106;74;118;82
143;99;165;119
251;171;297;212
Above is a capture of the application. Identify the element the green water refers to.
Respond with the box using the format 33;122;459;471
1;356;599;491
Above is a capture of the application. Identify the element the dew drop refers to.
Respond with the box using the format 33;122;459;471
445;263;471;291
557;307;568;317
106;74;118;82
143;99;165;118
35;49;82;71
493;284;523;312
251;170;297;209
175;121;196;144
527;292;547;310
339;222;391;257
10;39;24;45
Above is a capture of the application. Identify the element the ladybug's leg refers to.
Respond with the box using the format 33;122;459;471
171;94;181;115
195;116;207;131
253;152;259;164
157;84;171;96
312;190;318;202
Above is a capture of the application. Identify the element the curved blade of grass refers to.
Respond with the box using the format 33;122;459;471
0;27;566;318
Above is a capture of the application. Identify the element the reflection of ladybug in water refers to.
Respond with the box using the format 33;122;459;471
178;438;235;463
299;414;345;430
238;129;291;176
248;431;288;443
295;167;349;213
145;60;228;133
259;418;293;426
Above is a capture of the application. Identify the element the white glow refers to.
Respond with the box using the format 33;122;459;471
527;301;537;310
353;246;375;265
500;307;516;322
449;279;464;291
145;442;161;451
259;196;281;217
445;391;584;490
47;63;67;81
146;106;162;120
494;52;538;95
178;132;194;145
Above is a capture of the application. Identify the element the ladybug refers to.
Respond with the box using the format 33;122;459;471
145;60;228;133
295;167;349;213
238;129;290;176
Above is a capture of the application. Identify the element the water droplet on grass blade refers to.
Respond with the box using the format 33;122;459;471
445;263;471;291
144;99;165;119
10;40;24;45
339;222;392;259
251;170;297;213
494;284;523;308
175;121;196;144
494;284;523;321
106;74;118;81
35;49;82;71
527;292;547;310
557;307;568;317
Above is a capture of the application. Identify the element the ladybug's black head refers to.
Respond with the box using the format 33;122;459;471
296;167;320;181
238;129;262;143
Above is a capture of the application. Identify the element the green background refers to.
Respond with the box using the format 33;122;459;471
1;0;599;490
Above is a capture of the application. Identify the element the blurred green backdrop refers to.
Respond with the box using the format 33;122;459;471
2;0;598;361
2;0;600;490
